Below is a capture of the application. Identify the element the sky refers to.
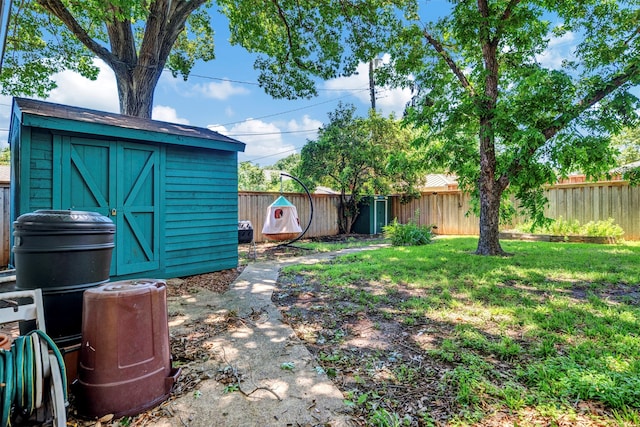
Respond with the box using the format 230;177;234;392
0;7;412;167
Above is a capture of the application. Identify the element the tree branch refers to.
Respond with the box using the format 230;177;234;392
104;4;137;72
270;0;311;71
503;61;640;183
493;0;522;44
155;0;209;65
422;28;475;96
543;61;640;140
271;0;293;62
36;0;117;67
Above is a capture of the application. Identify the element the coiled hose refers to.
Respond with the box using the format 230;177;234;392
0;329;67;426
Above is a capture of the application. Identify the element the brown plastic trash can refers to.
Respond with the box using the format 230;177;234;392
75;279;180;418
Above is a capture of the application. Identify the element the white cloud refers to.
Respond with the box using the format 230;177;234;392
208;118;297;165
536;31;576;69
324;62;371;104
324;59;411;118
152;105;190;124
47;58;119;113
193;80;250;100
208;124;229;134
285;114;322;133
281;114;323;143
375;86;412;117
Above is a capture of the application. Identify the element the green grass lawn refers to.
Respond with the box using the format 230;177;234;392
277;236;640;426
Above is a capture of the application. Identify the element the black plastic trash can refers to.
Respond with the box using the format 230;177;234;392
13;210;115;346
238;220;254;243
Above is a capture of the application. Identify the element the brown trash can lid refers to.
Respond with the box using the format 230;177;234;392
85;279;166;296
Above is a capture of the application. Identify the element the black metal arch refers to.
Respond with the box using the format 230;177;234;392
277;172;314;247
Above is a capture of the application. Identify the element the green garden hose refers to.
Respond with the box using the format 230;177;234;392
30;329;67;402
0;350;14;427
0;330;67;427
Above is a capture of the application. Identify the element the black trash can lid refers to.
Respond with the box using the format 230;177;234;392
14;210;115;231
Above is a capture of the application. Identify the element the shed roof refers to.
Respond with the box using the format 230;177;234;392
12;97;245;153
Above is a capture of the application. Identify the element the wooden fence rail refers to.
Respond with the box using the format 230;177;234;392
1;181;638;268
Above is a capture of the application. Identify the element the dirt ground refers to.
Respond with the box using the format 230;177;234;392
66;236;632;426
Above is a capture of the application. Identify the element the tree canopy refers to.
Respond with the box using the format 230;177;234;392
238;161;268;192
299;103;422;234
2;0;215;117
1;0;405;118
216;0;405;100
611;126;640;166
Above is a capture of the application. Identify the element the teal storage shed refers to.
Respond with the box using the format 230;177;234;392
352;195;391;235
8;98;245;280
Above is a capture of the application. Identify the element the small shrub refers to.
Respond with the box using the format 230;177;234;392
512;217;624;238
547;217;582;236
582;218;625;238
383;217;434;246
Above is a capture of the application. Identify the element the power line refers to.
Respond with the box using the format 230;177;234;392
218;89;368;127
174;69;370;92
244;145;304;163
225;128;319;137
185;72;261;87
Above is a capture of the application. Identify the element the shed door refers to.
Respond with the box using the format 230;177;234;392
116;142;160;274
374;199;388;234
60;137;159;275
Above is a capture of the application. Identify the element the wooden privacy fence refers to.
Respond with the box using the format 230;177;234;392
391;181;640;241
241;181;640;242
1;181;638;267
544;181;640;240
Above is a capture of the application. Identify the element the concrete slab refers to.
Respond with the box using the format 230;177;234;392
157;250;374;427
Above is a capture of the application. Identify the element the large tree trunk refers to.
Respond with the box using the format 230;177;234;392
476;173;506;255
475;99;507;255
112;66;162;118
475;0;507;256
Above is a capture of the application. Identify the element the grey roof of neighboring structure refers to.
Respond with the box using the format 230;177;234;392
611;160;640;173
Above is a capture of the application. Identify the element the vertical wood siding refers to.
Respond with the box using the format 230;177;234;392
164;146;239;277
28;130;54;211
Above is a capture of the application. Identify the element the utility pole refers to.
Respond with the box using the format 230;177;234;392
369;60;376;110
368;58;383;111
